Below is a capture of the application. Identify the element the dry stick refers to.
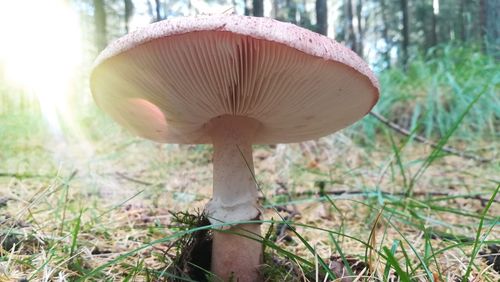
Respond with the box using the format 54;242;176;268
115;172;154;186
0;172;53;178
369;112;493;163
291;189;499;205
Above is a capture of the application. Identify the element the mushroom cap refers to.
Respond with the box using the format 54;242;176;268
90;15;379;144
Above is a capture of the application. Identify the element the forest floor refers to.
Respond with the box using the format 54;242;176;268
0;112;499;281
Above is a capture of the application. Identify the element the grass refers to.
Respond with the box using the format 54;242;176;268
359;44;499;145
1;44;499;281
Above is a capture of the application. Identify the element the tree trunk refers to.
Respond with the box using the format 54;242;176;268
93;0;107;52
346;0;357;53
253;0;264;17
244;0;251;16
479;0;486;44
124;0;134;33
154;0;162;21
481;0;500;58
286;0;297;23
380;0;391;68
430;0;438;47
356;0;363;57
315;0;327;35
272;0;279;19
459;0;466;42
146;0;153;20
400;0;409;69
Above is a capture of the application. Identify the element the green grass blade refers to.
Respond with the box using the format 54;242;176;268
69;209;83;259
425;227;443;281
384;210;435;281
462;184;500;282
383;240;400;280
328;233;354;276
383;246;411;282
408;88;487;195
237;145;336;279
388;131;408;188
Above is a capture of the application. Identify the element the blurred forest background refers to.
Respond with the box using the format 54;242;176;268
0;0;498;142
87;0;500;67
0;0;499;281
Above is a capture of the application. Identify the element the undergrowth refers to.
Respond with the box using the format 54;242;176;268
357;44;499;145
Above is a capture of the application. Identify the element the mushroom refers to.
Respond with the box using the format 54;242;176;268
90;15;379;281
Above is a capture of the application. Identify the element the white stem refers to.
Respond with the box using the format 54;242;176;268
206;115;261;226
206;115;263;282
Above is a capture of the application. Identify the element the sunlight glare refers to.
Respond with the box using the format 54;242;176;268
0;0;82;134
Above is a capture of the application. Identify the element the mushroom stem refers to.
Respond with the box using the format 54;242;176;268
207;115;262;281
212;224;262;281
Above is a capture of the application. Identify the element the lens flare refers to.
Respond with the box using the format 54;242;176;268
0;0;82;135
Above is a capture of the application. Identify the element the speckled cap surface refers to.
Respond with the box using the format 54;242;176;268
90;15;379;144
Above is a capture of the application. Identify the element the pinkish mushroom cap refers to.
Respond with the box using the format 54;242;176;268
90;15;379;144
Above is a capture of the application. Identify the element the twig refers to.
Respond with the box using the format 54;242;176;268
292;188;499;204
369;112;493;163
115;172;154;186
0;172;54;179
